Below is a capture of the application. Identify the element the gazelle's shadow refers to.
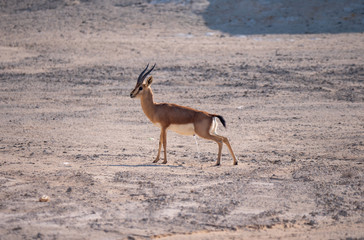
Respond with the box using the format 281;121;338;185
105;164;183;168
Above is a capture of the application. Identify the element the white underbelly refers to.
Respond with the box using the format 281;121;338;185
153;122;195;136
168;123;195;136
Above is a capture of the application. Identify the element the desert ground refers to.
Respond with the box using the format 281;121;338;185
0;0;363;239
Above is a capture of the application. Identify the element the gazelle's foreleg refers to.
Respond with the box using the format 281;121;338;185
153;127;168;164
153;129;164;163
162;128;167;164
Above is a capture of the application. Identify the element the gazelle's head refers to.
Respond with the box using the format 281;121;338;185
130;63;156;99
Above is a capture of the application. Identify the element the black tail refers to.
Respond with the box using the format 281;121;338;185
213;115;226;128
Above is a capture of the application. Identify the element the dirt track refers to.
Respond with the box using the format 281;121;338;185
0;1;363;239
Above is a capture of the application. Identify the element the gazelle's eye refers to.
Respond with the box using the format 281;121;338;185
139;87;143;91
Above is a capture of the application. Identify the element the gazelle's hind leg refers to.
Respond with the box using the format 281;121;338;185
210;117;238;165
218;135;238;165
210;135;224;166
195;117;238;165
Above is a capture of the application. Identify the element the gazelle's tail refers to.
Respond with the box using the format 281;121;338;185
211;114;226;128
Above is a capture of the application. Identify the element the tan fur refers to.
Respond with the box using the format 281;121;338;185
130;75;238;166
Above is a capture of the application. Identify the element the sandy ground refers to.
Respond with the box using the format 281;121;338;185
0;0;364;239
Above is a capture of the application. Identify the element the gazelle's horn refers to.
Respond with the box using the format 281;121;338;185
137;64;149;84
137;63;156;84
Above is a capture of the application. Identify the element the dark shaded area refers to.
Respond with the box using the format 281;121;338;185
202;0;364;35
0;0;65;13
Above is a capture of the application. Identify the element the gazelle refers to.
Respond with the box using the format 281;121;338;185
130;64;238;166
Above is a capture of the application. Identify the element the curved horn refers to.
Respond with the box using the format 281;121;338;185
137;63;156;84
142;63;156;81
137;64;149;84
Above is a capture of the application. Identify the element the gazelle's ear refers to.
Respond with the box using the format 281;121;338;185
146;76;153;86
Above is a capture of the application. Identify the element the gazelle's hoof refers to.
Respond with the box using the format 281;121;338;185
153;159;159;163
234;162;238;165
215;162;221;166
162;161;167;164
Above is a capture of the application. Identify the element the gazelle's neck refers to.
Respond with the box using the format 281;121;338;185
140;87;156;123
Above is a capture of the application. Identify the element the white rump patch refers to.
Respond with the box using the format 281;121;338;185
168;123;195;136
209;117;218;135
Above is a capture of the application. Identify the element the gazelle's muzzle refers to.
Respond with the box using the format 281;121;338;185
130;87;139;98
